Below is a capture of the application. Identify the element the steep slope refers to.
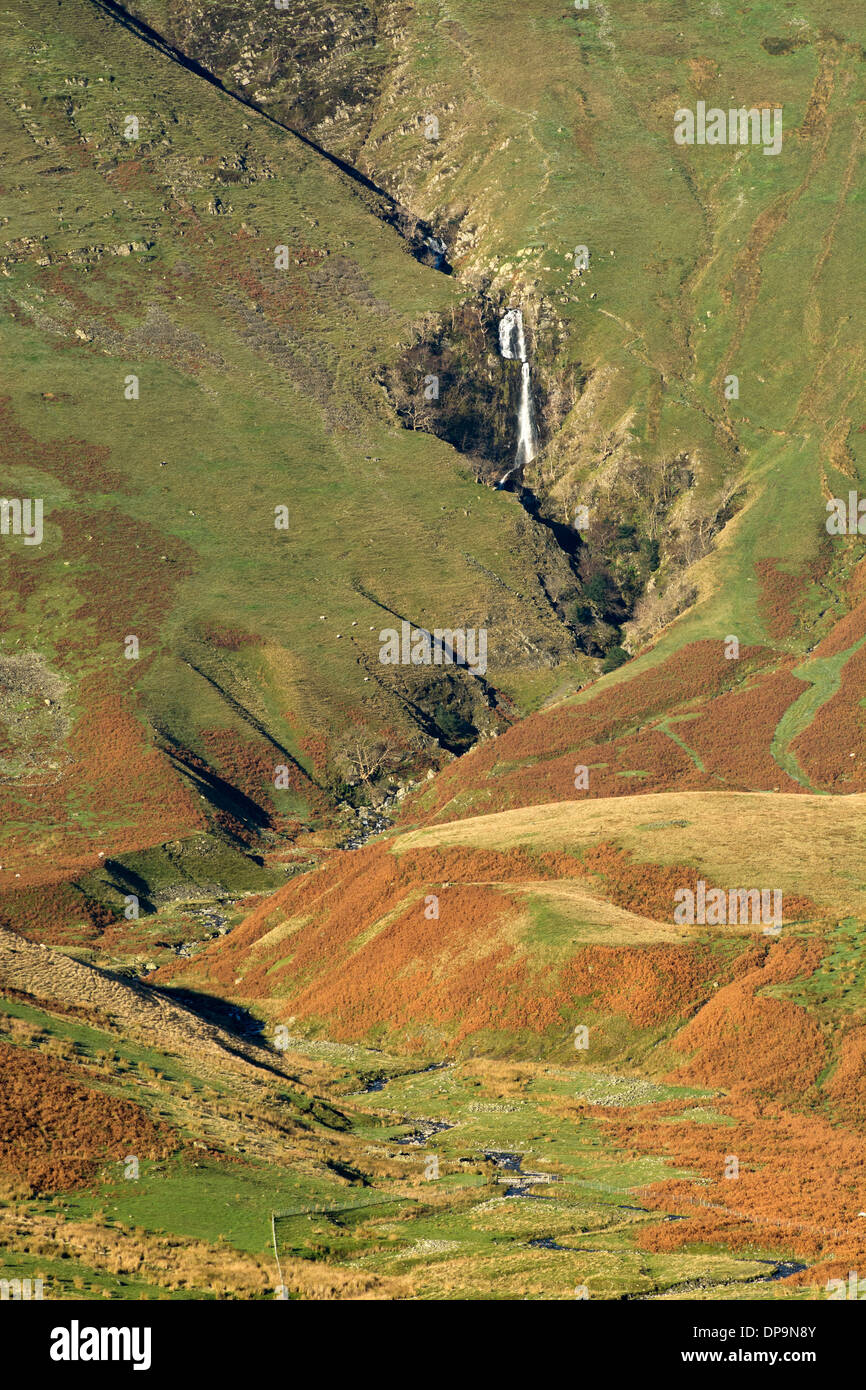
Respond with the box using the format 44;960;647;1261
4;0;865;934
122;0;866;656
0;0;593;933
156;788;865;1055
402;551;866;822
0;945;417;1297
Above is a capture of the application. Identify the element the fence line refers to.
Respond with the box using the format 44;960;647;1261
271;1212;285;1296
272;1193;415;1223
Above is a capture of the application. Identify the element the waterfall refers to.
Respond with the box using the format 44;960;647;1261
497;309;537;488
499;307;527;361
424;235;447;271
516;361;535;466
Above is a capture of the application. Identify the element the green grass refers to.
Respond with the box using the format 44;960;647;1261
0;0;590;888
61;1155;343;1256
1;996;828;1300
770;636;866;789
0;1245;195;1302
270;1043;824;1300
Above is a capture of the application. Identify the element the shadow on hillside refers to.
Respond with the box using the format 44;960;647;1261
156;985;267;1045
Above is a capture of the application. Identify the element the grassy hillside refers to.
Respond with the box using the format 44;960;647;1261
157;789;860;1052
0;0;594;932
3;0;864;923
126;0;866;651
2;0;865;1302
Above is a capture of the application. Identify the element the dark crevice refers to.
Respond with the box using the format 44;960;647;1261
174;653;321;794
380;299;556;477
381;299;668;663
518;487;582;558
349;583;510;753
159;742;275;834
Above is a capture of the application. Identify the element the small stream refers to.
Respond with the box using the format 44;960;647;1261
483;1149;559;1199
395;1118;455;1147
337;808;393;851
758;1260;808;1281
358;1061;456;1146
361;1060;451;1093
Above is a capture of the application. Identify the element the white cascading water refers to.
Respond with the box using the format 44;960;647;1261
497;308;537;487
424;235;447;270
